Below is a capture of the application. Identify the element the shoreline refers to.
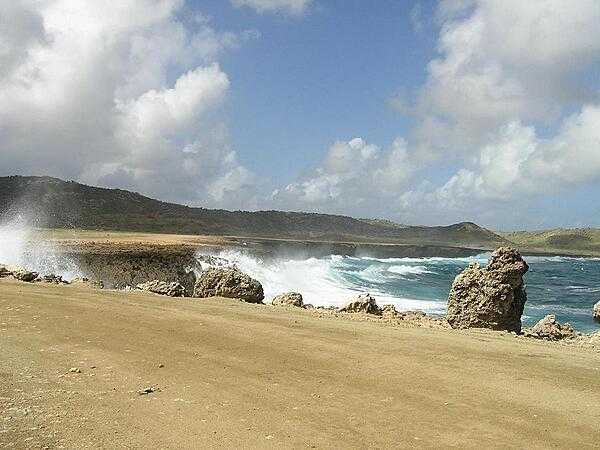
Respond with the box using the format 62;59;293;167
33;228;600;259
1;278;599;448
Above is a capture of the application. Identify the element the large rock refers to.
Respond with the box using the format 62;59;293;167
338;293;381;315
272;292;304;308
0;265;11;278
447;247;529;332
137;280;185;297
524;315;579;341
12;268;39;282
594;301;600;323
193;268;264;304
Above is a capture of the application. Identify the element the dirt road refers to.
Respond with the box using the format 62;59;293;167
1;279;599;449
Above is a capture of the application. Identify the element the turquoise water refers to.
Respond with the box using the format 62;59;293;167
205;250;600;333
329;254;600;333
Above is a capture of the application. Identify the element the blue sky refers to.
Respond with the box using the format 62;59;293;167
1;0;599;229
193;0;435;184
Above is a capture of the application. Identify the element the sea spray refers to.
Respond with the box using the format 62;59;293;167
195;249;447;312
196;249;600;331
0;219;82;280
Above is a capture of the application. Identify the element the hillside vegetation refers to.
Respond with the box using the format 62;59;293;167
0;176;507;248
501;229;600;256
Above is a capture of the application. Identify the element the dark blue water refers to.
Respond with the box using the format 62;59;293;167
328;254;600;333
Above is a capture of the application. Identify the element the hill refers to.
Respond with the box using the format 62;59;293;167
501;229;600;257
0;176;506;248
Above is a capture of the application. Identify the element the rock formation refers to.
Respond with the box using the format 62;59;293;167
41;274;68;284
594;301;600;323
71;277;104;289
447;247;529;332
272;292;304;308
137;280;185;297
70;246;198;292
338;293;381;315
193;268;264;303
381;304;398;317
524;315;579;341
0;265;10;278
11;268;39;282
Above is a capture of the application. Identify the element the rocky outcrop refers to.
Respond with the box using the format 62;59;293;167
272;292;304;308
381;304;397;317
137;280;185;297
594;301;600;323
12;268;39;282
0;265;11;278
338;293;381;315
447;247;529;333
71;277;104;289
41;274;68;284
193;268;264;303
69;245;198;293
524;315;579;341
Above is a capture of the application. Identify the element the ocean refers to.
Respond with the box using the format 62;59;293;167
202;250;600;333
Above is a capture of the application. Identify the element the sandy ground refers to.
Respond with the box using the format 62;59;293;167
2;279;600;449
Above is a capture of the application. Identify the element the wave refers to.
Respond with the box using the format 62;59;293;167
362;255;490;265
0;221;82;280
195;250;447;313
387;265;433;276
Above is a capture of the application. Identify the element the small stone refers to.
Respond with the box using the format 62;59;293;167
272;292;304;308
137;280;185;297
138;387;158;395
524;315;579;340
69;368;81;373
338;293;381;315
158;363;165;368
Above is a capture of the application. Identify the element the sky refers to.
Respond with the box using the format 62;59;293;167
1;0;599;230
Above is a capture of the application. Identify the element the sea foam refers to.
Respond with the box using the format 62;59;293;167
0;220;82;280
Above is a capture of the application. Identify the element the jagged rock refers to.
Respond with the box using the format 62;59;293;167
41;274;69;284
272;292;304;308
136;280;185;297
12;269;39;282
193;268;264;303
524;315;579;341
338;293;381;315
594;301;600;323
397;310;427;319
71;277;104;289
381;304;398;317
447;247;529;332
0;265;11;278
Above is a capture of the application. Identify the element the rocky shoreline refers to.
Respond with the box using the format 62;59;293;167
2;246;599;351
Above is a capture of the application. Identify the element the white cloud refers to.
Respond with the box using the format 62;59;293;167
413;0;600;160
273;137;413;215
385;0;600;225
231;0;312;16
0;0;257;208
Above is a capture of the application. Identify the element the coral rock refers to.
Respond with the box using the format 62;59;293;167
447;247;529;332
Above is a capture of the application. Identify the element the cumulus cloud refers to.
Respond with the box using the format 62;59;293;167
231;0;313;16
437;105;600;202
411;0;600;160
272;137;413;215
387;0;600;225
0;0;257;208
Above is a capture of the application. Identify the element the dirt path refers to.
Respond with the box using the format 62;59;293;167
1;279;599;449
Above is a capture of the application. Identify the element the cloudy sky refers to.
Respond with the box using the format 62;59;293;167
1;0;599;229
